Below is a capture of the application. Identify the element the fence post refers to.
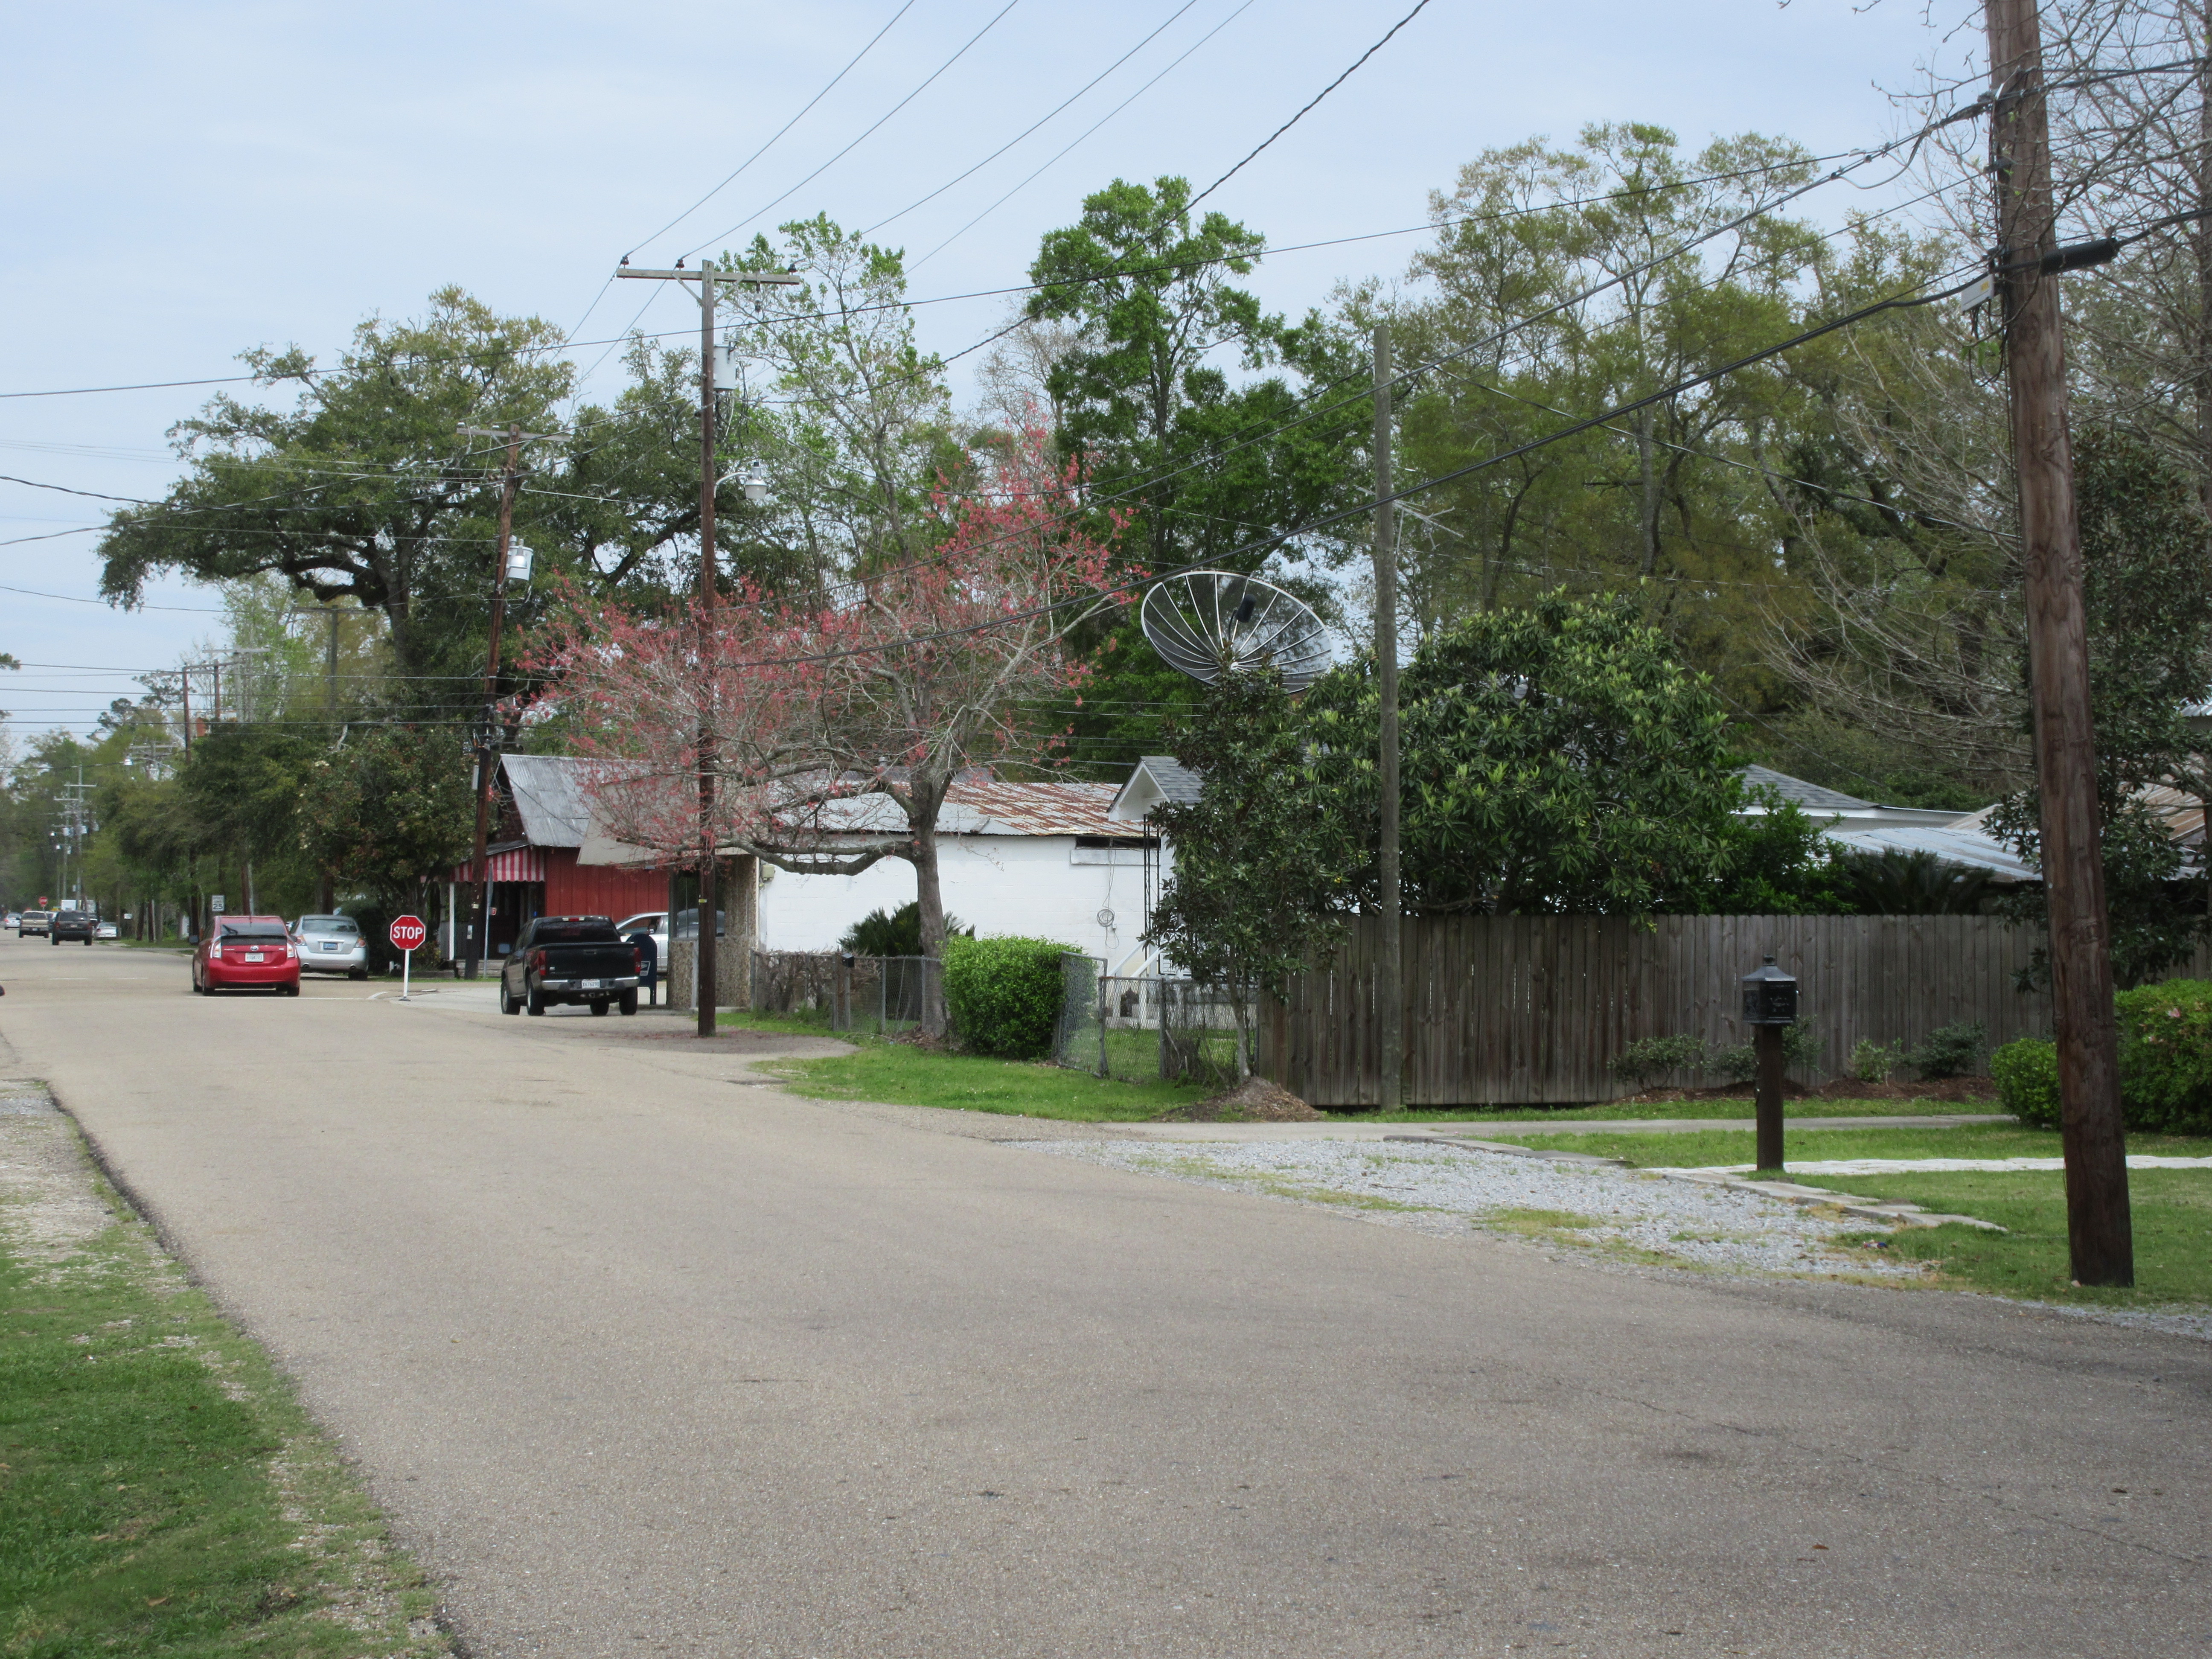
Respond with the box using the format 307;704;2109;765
1097;972;1109;1077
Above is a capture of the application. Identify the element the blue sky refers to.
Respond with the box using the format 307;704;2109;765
0;0;1977;735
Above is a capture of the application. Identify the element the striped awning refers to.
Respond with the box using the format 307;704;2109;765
450;847;546;883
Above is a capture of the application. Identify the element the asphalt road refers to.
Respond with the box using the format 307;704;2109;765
3;932;2206;1657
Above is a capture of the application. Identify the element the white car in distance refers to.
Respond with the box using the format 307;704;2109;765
293;914;369;978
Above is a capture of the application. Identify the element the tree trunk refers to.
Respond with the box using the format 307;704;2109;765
911;825;947;1037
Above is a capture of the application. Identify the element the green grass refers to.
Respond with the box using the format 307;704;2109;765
1322;1096;2000;1124
1818;1169;2212;1310
1;1172;448;1653
717;1007;841;1038
757;1041;1210;1121
1474;1121;2212;1311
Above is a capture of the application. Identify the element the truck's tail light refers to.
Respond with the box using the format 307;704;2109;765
530;949;547;973
632;946;642;973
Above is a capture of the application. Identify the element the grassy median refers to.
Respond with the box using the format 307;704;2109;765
0;1149;449;1656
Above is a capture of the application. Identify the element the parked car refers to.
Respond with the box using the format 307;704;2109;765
4;912;18;930
50;909;98;946
19;910;51;938
500;916;641;1016
192;915;301;996
95;920;118;941
291;913;369;978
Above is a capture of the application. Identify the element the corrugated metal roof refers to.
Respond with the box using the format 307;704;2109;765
810;779;1124;838
1822;824;2039;882
501;754;592;848
1740;763;1874;814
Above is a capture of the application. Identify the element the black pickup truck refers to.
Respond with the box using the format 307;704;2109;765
499;916;642;1017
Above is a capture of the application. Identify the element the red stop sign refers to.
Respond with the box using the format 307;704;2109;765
389;914;428;952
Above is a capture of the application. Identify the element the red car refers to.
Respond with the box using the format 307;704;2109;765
192;915;302;996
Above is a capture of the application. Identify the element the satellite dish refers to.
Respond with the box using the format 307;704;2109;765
1140;570;1331;693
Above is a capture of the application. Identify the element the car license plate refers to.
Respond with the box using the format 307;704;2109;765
320;941;340;951
245;952;265;963
582;978;604;990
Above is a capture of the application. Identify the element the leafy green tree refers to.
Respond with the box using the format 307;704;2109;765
1305;592;1756;914
1143;664;1359;1077
1990;431;2212;987
1025;176;1367;764
98;288;573;691
298;725;474;913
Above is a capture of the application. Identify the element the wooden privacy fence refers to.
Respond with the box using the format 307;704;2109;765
1258;914;2202;1108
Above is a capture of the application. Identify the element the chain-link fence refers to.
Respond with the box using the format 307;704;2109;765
752;950;841;1017
1051;958;1241;1087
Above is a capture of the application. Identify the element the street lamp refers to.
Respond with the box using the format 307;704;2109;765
505;541;536;583
720;462;770;507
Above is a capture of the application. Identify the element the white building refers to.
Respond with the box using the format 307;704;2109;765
757;779;1158;969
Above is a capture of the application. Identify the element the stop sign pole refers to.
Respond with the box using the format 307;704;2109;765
390;914;428;1002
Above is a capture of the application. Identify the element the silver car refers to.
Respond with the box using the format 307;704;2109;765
293;914;369;978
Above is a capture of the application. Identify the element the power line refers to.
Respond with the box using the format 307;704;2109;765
630;1;919;259
0;144;1953;403
1187;0;1434;210
862;0;1206;239
678;0;1029;260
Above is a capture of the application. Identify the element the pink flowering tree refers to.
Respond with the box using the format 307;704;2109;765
811;419;1127;973
536;420;1126;1018
530;585;895;879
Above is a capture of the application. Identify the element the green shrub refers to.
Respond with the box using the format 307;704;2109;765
942;935;1077;1059
1849;1037;1903;1084
2116;979;2212;1135
1909;1020;1986;1080
1608;1034;1705;1089
1991;1036;2061;1127
839;901;969;957
1710;1026;1822;1086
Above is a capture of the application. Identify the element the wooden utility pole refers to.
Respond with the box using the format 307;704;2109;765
617;259;799;1036
1372;326;1403;1111
1988;0;2132;1284
457;422;557;980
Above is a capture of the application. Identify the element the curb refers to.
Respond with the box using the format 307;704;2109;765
1643;1167;2006;1231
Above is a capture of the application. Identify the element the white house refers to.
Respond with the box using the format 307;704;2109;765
756;778;1158;967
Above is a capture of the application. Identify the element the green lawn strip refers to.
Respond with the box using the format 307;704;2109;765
1468;1122;2212;1310
756;1042;1208;1121
1783;1168;2212;1310
1;1203;449;1654
1324;1096;1996;1124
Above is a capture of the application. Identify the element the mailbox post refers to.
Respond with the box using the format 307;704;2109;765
1741;956;1799;1173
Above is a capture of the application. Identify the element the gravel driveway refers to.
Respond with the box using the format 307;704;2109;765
1019;1137;1927;1278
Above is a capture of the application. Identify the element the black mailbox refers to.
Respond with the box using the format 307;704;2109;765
1741;956;1799;1025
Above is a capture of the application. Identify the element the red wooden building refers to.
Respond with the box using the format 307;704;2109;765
447;754;669;959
